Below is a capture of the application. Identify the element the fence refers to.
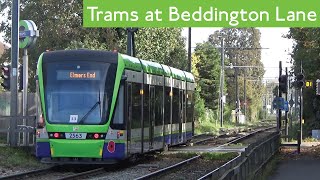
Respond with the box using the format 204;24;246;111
0;92;38;146
199;131;280;180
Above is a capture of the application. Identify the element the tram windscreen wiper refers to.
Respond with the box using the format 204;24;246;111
78;101;101;124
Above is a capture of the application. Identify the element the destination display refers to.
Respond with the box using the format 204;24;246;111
57;70;101;80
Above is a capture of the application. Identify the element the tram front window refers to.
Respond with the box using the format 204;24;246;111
43;61;117;125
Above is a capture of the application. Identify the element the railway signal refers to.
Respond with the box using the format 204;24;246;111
1;65;11;90
279;75;288;93
295;73;305;88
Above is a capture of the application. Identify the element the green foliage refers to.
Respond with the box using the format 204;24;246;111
303;137;318;142
194;42;221;110
172;152;198;159
208;28;265;122
194;108;219;134
134;28;187;70
286;28;320;134
0;1;187;92
201;152;238;160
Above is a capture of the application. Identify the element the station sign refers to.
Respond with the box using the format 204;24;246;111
19;20;39;49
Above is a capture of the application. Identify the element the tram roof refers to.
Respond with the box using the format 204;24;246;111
140;59;164;76
120;53;194;81
169;67;186;81
121;54;143;72
184;71;195;82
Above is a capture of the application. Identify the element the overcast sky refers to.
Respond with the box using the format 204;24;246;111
181;28;294;80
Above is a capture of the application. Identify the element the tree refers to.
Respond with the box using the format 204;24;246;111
286;28;320;129
193;42;221;110
208;28;265;121
0;1;187;91
191;53;205;122
134;28;187;70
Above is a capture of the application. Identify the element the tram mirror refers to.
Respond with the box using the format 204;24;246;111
121;75;127;84
121;75;127;81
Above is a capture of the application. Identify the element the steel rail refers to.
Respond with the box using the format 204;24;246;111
216;126;276;148
0;166;56;180
56;167;105;180
134;155;201;180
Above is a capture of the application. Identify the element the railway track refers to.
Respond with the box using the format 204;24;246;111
133;126;276;180
190;126;275;146
0;166;56;180
0;165;108;180
1;126;276;180
134;155;201;180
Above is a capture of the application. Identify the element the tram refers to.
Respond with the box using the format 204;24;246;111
35;49;195;163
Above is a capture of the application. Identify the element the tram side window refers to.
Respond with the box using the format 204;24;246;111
111;85;125;129
172;88;180;124
186;90;194;122
132;83;142;129
155;86;163;126
144;84;149;128
164;87;171;125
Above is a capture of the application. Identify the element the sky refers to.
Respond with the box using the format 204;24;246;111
181;28;294;81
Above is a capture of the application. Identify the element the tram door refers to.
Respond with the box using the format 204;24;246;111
182;90;186;142
179;89;184;143
149;86;155;149
126;83;132;154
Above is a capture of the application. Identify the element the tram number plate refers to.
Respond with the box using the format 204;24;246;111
65;133;86;139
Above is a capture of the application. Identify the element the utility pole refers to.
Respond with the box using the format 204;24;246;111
278;61;282;132
9;0;19;147
235;54;240;124
299;60;303;145
219;37;225;127
188;27;191;72
22;49;28;146
244;71;246;118
295;87;298;122
127;28;138;57
285;67;289;140
264;80;267;119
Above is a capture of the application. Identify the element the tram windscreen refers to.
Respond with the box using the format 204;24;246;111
43;61;117;125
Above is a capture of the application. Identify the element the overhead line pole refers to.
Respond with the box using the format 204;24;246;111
235;54;239;124
219;37;225;128
299;59;303;152
9;0;19;147
188;27;191;72
244;71;246;118
285;67;288;141
278;61;282;132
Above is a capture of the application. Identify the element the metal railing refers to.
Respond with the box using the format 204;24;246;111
0;115;37;146
199;131;280;180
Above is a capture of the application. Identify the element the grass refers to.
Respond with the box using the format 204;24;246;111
303;137;319;142
171;152;238;161
0;136;7;144
200;152;238;160
228;143;244;147
168;152;198;159
0;146;43;169
194;118;275;136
